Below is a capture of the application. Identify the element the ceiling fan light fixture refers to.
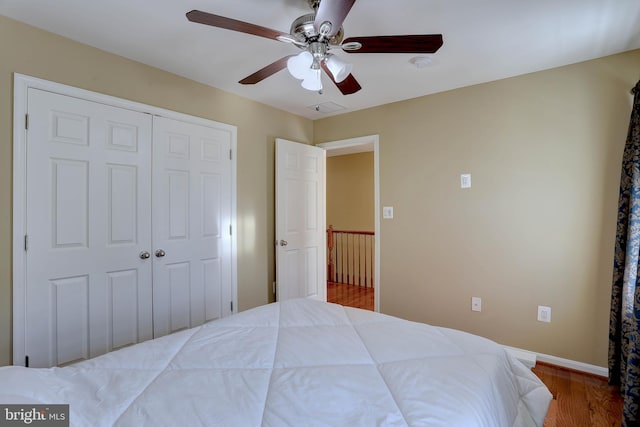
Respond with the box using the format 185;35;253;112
310;56;322;70
324;54;352;83
301;69;323;91
287;51;314;80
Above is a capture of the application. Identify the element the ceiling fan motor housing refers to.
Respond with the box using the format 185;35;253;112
290;13;344;46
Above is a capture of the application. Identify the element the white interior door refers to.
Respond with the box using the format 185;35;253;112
25;88;153;368
152;116;233;337
275;139;326;301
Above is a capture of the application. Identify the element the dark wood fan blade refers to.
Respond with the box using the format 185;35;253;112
342;34;443;54
314;0;356;38
186;10;290;41
239;55;295;85
333;74;362;95
321;62;361;95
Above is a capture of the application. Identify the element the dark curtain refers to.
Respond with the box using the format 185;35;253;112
610;79;640;427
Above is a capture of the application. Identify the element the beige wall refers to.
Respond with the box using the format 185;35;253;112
315;49;640;367
0;16;313;366
326;152;374;231
2;15;639;369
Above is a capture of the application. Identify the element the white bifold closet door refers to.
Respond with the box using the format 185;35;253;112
24;89;233;367
151;116;232;338
25;89;154;368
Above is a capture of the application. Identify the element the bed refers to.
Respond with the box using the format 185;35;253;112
0;299;551;426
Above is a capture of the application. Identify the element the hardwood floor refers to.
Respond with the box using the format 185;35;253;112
532;362;623;426
327;282;374;311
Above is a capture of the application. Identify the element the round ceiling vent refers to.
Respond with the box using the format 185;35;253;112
410;56;434;68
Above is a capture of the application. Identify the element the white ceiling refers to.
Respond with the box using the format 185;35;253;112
2;0;639;120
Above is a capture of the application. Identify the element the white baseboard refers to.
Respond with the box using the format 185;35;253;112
503;345;608;378
536;352;608;377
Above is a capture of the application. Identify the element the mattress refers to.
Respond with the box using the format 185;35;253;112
0;299;551;426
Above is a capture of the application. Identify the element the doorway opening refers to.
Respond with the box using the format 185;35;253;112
317;136;380;312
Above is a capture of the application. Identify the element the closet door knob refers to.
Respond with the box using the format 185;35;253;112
280;240;288;246
155;249;166;258
139;251;151;260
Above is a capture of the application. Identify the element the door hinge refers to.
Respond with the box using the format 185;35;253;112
25;355;29;368
24;234;28;251
230;301;233;312
229;224;232;236
229;149;232;160
25;114;29;130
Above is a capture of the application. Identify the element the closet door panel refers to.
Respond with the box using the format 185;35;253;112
152;116;232;338
25;89;153;367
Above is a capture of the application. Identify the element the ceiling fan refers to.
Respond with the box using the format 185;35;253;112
186;0;443;95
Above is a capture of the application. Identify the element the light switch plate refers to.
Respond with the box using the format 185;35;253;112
471;297;482;312
461;174;471;189
383;206;394;219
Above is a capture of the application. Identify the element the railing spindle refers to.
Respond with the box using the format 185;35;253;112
326;226;374;289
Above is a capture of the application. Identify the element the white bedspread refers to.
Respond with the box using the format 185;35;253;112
0;299;551;426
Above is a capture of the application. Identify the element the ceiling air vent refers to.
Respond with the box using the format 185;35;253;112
307;101;346;114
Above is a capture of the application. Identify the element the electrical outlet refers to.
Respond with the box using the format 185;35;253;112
471;297;481;312
537;305;551;322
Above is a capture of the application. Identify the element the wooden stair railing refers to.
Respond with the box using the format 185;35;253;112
327;225;375;288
